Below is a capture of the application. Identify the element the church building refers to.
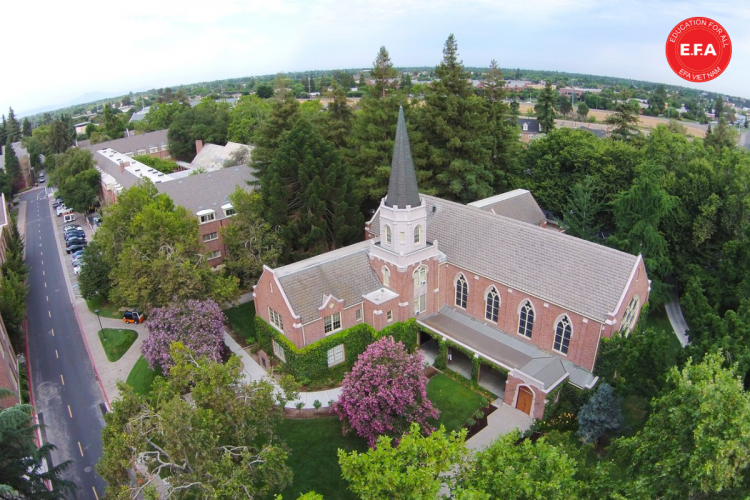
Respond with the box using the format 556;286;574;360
253;107;650;419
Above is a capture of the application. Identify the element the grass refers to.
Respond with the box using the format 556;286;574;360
126;355;162;395
223;301;256;341
98;328;138;362
427;373;486;432
86;295;122;319
644;307;683;366
276;417;367;500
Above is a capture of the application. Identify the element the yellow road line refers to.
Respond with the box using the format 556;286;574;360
92;487;100;500
78;442;84;457
68;405;73;418
60;374;64;385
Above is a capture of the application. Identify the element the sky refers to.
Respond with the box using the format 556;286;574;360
4;0;750;116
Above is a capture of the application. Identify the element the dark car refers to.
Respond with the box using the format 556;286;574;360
64;231;86;241
65;238;87;249
66;242;87;254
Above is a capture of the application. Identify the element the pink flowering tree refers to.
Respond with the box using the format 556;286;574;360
334;336;439;447
142;298;226;373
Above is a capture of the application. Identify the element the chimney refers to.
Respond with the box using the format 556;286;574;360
195;140;203;154
119;161;125;173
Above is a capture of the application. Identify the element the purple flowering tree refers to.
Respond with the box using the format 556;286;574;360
334;336;439;447
142;299;226;373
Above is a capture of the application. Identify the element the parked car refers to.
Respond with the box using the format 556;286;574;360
63;213;76;224
73;264;82;275
121;308;145;324
63;224;83;233
66;243;87;254
38;177;45;183
64;230;85;239
56;205;69;216
71;249;86;258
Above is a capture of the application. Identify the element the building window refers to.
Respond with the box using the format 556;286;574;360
224;207;236;217
137;149;146;155
413;266;427;288
413;266;427;314
327;344;345;367
198;211;216;224
202;232;218;242
355;308;362;322
382;266;390;288
620;296;639;335
125;152;134;158
387;310;393;322
385;225;392;244
206;250;221;260
161;145;169;151
455;274;468;309
149;147;158;154
518;301;534;338
324;312;342;334
553;316;572;355
272;339;286;362
414;225;422;244
523;123;529;131
268;307;284;331
485;287;500;322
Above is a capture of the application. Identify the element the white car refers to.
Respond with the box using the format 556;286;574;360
56;205;69;216
73;264;82;275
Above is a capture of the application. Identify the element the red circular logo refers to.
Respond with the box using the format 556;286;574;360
666;17;732;82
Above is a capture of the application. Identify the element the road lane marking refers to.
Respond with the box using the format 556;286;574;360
40;252;42;256
60;374;64;385
44;282;46;288
68;405;73;418
55;350;58;358
78;442;84;457
42;270;45;276
46;296;48;302
92;487;100;500
48;311;51;317
41;260;43;265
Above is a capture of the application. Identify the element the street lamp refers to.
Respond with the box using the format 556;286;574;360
95;309;105;341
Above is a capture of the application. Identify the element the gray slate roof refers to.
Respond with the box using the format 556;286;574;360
156;166;256;218
93;152;140;189
385;107;421;209
275;241;383;324
81;129;168;156
191;142;251;171
370;194;638;321
517;118;541;133
468;189;546;226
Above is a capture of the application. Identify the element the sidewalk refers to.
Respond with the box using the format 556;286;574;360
665;293;690;347
465;402;533;450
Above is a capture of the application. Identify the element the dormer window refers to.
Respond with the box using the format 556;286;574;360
522;123;528;131
197;209;216;224
222;203;236;217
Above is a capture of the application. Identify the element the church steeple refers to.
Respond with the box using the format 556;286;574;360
385;106;420;209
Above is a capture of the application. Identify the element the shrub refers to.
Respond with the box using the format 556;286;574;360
577;383;622;444
142;299;226;372
334;336;439;447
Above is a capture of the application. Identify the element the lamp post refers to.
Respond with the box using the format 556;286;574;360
95;309;104;341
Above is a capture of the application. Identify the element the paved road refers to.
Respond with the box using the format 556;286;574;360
23;189;106;499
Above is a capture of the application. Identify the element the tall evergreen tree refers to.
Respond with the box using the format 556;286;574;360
562;176;602;241
5;108;20;143
261;118;362;261
0;115;6;145
321;83;353;149
47;116;74;153
481;59;519;193
534;81;557;132
416;34;494;202
704;117;738;154
606;102;641;141
251;92;301;178
21;117;31;137
3;139;21;184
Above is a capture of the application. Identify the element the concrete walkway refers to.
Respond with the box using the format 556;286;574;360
465;402;533;450
665;293;690;347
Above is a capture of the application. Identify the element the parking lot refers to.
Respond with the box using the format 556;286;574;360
50;195;98;298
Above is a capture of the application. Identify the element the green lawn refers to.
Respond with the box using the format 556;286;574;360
126;355;162;395
223;301;256;342
86;295;122;319
276;417;367;500
427;373;486;432
98;328;137;362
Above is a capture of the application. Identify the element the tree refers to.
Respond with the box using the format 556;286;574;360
481;59;519;193
167;99;231;160
704;117;738;153
333;336;439;447
561;176;601;241
338;423;467;500
3;139;20;184
453;430;582;499
97;344;295;499
255;83;273;99
46;117;74;154
261;118;362;261
557;94;573;117
21;118;31;138
615;352;750;498
221;188;282;286
142;299;225;372
416;34;494;202
648;85;667;114
0;269;28;352
59;168;100;213
576;383;622;444
605;101;641;141
251;92;301;177
371;46;399;99
5;108;20;143
320;83;353;149
534;81;557;132
227;95;271;144
78;240;113;301
576;102;589;121
714;95;725;121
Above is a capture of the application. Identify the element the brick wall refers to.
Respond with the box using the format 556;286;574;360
198;217;231;267
505;373;546;419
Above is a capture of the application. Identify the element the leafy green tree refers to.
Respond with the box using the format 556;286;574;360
221;188;282;286
605;102;641;141
454;430;582;499
46;117;74;154
648;85;667;114
142;101;189;131
97;344;295;500
0;389;76;499
0;171;12;199
561;176;601;241
416;34;494;202
5;108;20;143
227;95;271;144
557;94;573;117
481;59;519;193
338;423;467;500
3;139;21;184
255;83;273;99
102;104;124;139
167;99;231;160
78;240;113;301
704;117;738;153
21;134;44;169
0;269;28;352
58;168;100;213
320;83;353;149
615;352;750;499
576;102;589;121
534;81;557;132
21;117;31;137
576;383;622;444
261;118;362;261
714;95;725;121
251;92;301;178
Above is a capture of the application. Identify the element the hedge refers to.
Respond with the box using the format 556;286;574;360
254;317;419;384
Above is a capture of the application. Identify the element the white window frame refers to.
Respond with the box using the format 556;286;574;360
222;203;236;217
355;308;362;322
202;232;219;242
149;147;158;154
620;296;639;335
206;250;221;260
414;225;422;244
197;210;216;224
161;145;169;151
385;225;392;245
268;307;284;332
327;344;345;367
324;312;342;335
387;310;393;322
137;149;147;155
272;339;286;362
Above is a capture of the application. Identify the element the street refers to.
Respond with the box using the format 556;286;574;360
22;189;107;499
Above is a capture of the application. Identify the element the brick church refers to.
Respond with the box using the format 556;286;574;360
254;107;650;419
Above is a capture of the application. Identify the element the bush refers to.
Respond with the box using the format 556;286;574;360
577;383;622;444
334;336;439;447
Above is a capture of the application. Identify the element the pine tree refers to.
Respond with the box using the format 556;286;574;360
704;117;738;154
0;116;6;145
371;46;398;99
5;108;20;143
261;118;362;261
321;83;353;149
3;138;21;184
577;383;622;444
481;59;519;193
416;34;494;202
562;176;602;241
21;117;31;137
251;92;301;178
606;102;641;141
534;81;557;132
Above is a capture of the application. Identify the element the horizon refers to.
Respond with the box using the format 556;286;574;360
3;0;748;116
